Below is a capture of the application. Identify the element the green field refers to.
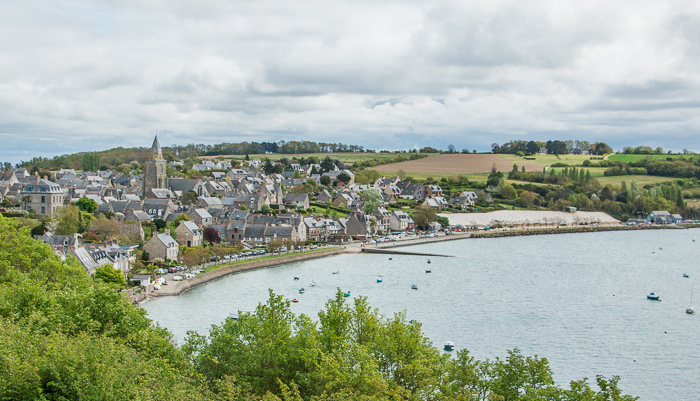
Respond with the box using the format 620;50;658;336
596;174;677;188
499;154;601;167
607;154;698;163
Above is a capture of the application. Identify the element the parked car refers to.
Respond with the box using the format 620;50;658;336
168;267;177;273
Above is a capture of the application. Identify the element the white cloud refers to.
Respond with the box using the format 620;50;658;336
1;0;700;163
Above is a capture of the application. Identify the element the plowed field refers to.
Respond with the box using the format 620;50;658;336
371;154;545;175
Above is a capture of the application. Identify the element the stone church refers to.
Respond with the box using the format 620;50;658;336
143;135;167;198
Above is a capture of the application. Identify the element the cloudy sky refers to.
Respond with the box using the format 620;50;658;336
1;0;699;164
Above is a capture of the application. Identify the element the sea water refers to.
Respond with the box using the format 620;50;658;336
142;229;700;400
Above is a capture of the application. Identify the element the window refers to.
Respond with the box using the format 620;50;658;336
41;196;46;203
41;206;45;214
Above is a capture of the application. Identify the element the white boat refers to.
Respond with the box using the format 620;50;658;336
299;287;305;294
444;341;455;351
310;280;317;287
411;284;418;290
228;312;239;320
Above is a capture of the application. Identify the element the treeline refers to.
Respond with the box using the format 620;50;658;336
491;140;612;155
17;140;371;171
199;140;368;156
0;215;638;400
604;157;700;179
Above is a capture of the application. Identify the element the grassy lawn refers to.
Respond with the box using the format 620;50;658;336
203;247;341;272
607;154;698;163
499;154;600;167
596;175;678;188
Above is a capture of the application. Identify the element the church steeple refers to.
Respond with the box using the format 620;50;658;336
151;134;163;160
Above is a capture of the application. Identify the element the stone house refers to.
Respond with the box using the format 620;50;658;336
371;207;391;234
390;211;414;231
143;231;179;261
21;176;64;217
187;208;213;227
284;193;310;210
176;220;203;248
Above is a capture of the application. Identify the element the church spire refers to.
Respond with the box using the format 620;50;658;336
151;134;163;160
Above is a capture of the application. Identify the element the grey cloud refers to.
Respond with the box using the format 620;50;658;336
1;0;700;165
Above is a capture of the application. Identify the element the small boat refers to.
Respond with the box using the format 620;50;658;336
344;291;351;297
647;292;661;301
332;271;339;275
427;259;431;264
426;269;431;273
299;287;305;294
389;258;393;260
292;298;299;303
294;276;300;281
683;273;689;278
411;284;418;290
228;312;239;320
377;277;383;283
444;341;455;351
310;280;317;287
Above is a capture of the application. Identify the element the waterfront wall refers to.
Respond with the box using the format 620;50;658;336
150;247;347;297
469;224;687;239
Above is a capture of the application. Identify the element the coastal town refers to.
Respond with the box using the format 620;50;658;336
0;136;695;299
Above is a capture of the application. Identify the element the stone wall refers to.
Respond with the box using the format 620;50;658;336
151;247;347;297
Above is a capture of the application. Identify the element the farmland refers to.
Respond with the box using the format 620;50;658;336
499;153;601;167
595;174;677;188
370;154;545;175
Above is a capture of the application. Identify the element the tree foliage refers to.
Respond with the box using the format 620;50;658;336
76;196;98;214
94;264;125;287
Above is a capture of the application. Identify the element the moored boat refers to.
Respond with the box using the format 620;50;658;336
444;341;455;351
377;277;383;283
411;284;418;290
292;298;299;303
647;292;661;301
228;312;239;320
299;287;305;294
344;291;351;297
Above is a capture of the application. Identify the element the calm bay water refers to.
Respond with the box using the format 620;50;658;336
142;229;700;400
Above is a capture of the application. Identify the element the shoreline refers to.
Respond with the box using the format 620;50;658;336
145;247;350;299
137;223;696;302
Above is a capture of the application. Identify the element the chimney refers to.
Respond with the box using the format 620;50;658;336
164;229;170;236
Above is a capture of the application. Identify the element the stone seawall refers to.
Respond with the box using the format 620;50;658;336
149;247;347;297
470;224;687;239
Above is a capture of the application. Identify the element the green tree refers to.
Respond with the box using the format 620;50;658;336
319;175;331;186
93;264;125;287
320;156;335;173
76;196;98;214
361;188;382;214
55;205;81;235
412;205;437;229
336;172;351;184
